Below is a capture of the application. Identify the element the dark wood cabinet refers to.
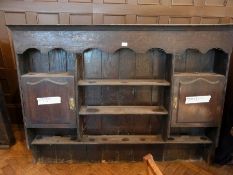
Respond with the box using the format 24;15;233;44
21;73;76;128
171;73;225;127
9;25;233;162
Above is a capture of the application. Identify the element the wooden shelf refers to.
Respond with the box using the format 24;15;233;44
31;135;212;145
0;145;10;149
78;79;170;86
174;72;225;78
31;135;164;145
168;135;212;144
79;106;168;115
21;72;72;77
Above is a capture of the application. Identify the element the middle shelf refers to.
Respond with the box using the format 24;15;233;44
79;106;168;115
78;79;170;86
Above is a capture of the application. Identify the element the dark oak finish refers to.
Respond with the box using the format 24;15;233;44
2;127;233;174
171;73;225;127
1;0;233;126
0;84;15;147
0;0;232;164
10;25;233;54
79;106;168;115
31;135;212;145
8;25;233;162
78;79;170;86
21;73;76;128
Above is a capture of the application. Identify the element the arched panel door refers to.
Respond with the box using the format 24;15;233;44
21;73;76;128
171;73;225;127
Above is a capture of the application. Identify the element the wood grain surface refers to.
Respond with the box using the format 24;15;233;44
1;0;233;124
0;127;232;175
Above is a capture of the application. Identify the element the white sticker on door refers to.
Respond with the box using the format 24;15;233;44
37;97;61;105
185;95;211;104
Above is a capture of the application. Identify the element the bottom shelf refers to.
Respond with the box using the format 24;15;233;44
31;135;213;145
168;135;212;144
0;145;10;149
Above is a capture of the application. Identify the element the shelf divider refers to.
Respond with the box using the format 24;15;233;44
79;106;168;115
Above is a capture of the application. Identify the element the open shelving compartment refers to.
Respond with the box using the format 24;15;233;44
23;47;222;146
76;48;172;143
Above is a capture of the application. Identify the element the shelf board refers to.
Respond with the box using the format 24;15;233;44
31;135;163;145
31;135;212;145
79;106;168;115
0;145;10;149
168;135;212;144
78;79;170;86
21;72;72;77
32;135;79;145
174;72;225;78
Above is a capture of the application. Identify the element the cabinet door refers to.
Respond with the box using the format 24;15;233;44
171;73;225;127
21;74;76;128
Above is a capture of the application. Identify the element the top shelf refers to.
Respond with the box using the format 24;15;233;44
78;79;170;86
174;72;225;77
21;72;73;78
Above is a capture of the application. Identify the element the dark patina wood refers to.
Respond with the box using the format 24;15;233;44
0;84;15;148
8;25;233;162
172;73;225;127
11;25;233;54
21;73;76;128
